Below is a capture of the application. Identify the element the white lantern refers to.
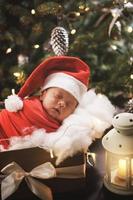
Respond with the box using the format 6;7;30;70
102;112;133;195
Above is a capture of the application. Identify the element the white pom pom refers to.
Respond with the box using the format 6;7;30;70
5;94;23;112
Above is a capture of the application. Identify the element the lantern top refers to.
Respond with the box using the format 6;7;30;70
102;112;133;154
112;112;133;136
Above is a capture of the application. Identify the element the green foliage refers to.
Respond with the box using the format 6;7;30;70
0;0;132;108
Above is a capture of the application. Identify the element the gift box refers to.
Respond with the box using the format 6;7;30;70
0;147;87;200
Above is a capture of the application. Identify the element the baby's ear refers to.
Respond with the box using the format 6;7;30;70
40;90;46;101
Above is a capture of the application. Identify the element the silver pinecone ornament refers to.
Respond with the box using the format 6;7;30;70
50;26;69;56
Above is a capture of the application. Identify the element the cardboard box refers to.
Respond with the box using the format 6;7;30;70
0;147;87;200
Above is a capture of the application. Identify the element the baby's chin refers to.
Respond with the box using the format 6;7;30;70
47;108;63;122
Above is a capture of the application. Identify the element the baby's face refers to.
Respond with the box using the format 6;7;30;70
40;87;78;122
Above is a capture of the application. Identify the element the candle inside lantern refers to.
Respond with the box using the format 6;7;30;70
118;159;127;179
131;159;133;176
117;159;133;179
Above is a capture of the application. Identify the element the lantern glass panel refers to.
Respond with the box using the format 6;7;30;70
106;152;133;189
110;153;126;187
131;159;133;186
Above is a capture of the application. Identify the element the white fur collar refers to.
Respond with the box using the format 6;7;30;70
1;90;115;165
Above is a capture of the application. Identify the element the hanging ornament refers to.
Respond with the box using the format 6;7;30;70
108;8;123;37
13;71;26;85
50;26;69;56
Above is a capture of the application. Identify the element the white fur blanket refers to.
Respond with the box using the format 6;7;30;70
0;90;115;165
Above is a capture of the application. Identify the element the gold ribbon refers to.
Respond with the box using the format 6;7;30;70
1;162;85;200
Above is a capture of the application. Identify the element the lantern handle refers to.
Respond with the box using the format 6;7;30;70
86;151;96;167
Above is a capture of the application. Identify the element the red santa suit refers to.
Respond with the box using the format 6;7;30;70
1;56;90;150
0;96;60;148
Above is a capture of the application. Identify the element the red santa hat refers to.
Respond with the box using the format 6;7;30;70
18;56;90;102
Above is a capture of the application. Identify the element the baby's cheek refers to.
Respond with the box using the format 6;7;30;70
64;109;73;117
50;96;57;103
69;105;75;113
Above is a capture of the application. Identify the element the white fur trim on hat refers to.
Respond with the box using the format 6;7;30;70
41;73;87;102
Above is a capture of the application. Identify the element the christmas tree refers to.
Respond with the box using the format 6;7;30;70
0;0;132;108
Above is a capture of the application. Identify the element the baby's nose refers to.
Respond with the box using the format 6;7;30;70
58;100;66;108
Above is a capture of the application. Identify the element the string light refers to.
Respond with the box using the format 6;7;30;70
31;9;36;15
13;72;21;77
76;12;80;16
6;48;12;54
71;29;76;35
128;57;133;65
110;44;117;50
130;74;133;79
130;57;133;62
126;26;133;33
85;7;90;12
124;0;128;3
34;44;40;49
67;12;80;21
